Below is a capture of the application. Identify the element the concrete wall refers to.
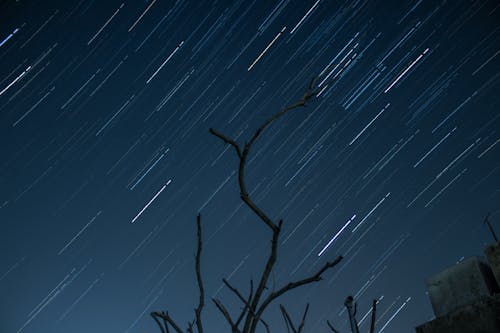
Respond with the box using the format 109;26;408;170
415;294;500;333
485;242;500;287
425;256;498;317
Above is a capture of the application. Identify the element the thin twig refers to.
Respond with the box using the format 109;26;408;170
235;279;254;327
369;299;377;333
194;214;205;333
280;304;295;333
260;318;271;333
326;320;339;333
212;298;240;333
297;303;309;333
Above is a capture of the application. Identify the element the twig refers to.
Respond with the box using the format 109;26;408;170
212;298;240;333
235;279;254;327
326;320;339;333
194;214;205;333
369;299;377;333
280;304;294;333
297;303;309;333
260;318;270;333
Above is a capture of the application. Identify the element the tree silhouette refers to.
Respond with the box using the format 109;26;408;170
151;77;345;333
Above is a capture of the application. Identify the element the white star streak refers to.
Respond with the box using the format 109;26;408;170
289;0;321;34
318;214;356;256
0;66;31;96
379;296;412;332
128;0;158;32
413;127;457;168
87;3;125;45
384;48;429;93
478;138;499;158
352;192;390;233
248;26;286;71
146;41;184;84
58;211;102;255
131;180;171;223
0;27;19;48
349;103;390;145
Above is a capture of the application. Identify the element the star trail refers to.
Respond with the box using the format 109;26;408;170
0;1;499;332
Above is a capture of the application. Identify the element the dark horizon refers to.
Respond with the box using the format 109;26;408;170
0;0;499;332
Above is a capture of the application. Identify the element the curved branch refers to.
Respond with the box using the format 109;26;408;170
210;78;320;233
209;128;242;158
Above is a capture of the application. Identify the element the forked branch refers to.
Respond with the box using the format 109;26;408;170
280;303;309;333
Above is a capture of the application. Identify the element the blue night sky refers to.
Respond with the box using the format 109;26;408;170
0;0;499;332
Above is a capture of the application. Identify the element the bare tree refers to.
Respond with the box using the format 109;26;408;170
151;77;343;333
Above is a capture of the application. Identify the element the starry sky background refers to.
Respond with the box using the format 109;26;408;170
1;0;499;332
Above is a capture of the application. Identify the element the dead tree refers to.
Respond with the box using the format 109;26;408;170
151;77;343;333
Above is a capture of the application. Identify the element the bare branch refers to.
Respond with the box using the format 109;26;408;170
253;255;343;327
279;303;309;333
209;128;242;158
297;303;309;333
223;278;250;309
210;78;321;233
326;320;339;333
235;279;254;327
151;312;167;333
244;220;283;332
260;318;270;333
369;299;377;333
280;304;295;333
344;296;359;333
212;298;240;333
194;214;205;333
151;311;184;333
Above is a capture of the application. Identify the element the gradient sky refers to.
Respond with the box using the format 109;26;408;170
1;1;499;332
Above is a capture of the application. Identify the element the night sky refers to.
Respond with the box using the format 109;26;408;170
1;0;499;332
